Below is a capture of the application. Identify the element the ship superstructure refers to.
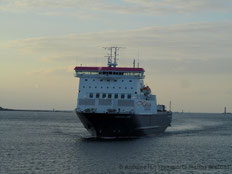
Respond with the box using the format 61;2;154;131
74;47;172;138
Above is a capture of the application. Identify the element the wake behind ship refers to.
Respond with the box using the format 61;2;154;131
74;47;172;138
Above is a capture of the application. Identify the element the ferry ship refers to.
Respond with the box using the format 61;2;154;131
74;47;172;138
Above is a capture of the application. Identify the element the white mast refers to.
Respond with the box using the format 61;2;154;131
104;46;123;67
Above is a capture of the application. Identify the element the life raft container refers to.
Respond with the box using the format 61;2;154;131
141;86;151;96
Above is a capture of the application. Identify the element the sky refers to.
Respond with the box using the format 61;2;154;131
0;0;232;112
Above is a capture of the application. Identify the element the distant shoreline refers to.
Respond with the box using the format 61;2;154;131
0;107;72;113
0;107;231;114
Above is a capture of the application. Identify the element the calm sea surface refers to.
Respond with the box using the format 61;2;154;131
0;111;232;174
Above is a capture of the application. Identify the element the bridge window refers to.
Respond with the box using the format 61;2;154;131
127;94;131;99
96;93;100;98
89;93;93;98
114;94;118;99
108;94;112;99
121;94;125;99
102;93;106;99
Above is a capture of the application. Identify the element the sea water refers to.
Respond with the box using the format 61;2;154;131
0;111;232;174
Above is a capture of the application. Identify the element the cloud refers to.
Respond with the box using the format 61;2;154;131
31;65;74;76
41;55;77;62
144;57;232;74
123;0;232;14
3;21;232;75
0;0;231;15
0;0;101;10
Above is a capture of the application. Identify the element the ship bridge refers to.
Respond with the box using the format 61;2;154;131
74;47;157;115
74;66;145;79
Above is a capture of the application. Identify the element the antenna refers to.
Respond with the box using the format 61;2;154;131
133;59;135;68
103;46;124;67
169;101;172;112
137;48;140;68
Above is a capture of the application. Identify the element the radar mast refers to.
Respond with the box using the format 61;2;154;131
104;46;123;67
